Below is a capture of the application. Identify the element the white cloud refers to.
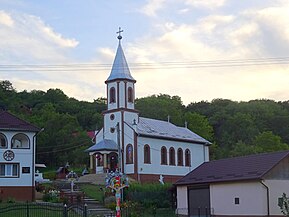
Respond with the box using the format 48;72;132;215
141;0;166;17
0;11;79;63
185;0;227;10
0;10;14;27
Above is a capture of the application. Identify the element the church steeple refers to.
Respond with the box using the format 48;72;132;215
105;28;136;111
106;28;135;83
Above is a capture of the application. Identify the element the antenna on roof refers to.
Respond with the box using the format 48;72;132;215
167;115;170;123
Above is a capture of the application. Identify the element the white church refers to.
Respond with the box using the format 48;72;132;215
87;31;211;183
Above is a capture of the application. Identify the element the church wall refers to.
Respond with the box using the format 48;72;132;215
119;81;125;108
137;137;206;177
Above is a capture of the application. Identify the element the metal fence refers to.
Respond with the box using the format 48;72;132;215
0;202;88;217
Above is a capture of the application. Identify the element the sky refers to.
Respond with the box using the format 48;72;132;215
1;0;289;105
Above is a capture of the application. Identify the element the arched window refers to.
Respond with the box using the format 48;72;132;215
144;144;151;164
109;87;116;103
185;149;191;167
126;144;133;164
0;133;7;148
177;148;183;166
169;147;175;166
11;133;30;149
161;146;167;165
128;87;133;103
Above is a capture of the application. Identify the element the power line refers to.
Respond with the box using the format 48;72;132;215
1;57;289;71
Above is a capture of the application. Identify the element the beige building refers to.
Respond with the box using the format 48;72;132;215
175;151;289;217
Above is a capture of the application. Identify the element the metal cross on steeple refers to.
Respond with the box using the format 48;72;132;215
117;27;123;41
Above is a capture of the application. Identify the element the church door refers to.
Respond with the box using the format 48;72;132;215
108;152;118;172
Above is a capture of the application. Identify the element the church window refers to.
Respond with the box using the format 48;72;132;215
161;146;167;165
185;149;191;167
110;114;115;120
0;133;7;148
169;147;175;166
144;144;151;164
177;148;183;166
126;144;133;164
110;128;115;133
128;87;133;103
109;87;116;103
11;133;30;149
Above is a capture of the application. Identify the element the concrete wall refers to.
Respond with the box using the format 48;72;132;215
177;186;189;215
210;182;267;216
266;179;289;216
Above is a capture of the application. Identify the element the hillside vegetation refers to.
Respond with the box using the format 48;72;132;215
1;80;289;167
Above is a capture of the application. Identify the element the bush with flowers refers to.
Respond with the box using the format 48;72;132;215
42;189;61;203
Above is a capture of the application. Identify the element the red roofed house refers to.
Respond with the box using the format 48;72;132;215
175;151;289;217
0;111;40;201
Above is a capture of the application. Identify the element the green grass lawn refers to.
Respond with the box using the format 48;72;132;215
79;183;105;202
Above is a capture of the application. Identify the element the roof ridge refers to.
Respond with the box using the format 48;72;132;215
0;110;40;131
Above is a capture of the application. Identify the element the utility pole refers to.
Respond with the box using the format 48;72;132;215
116;122;122;172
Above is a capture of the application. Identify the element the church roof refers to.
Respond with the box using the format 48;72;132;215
86;139;118;152
106;42;135;83
137;117;210;144
0;111;40;132
175;150;289;186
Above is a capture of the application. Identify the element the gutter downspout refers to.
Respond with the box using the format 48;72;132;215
32;128;44;201
260;180;270;216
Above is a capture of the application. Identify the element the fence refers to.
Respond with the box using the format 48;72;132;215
0;202;181;217
176;208;213;217
0;202;87;217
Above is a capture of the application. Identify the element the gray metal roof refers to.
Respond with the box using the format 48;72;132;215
86;139;118;152
175;150;289;186
136;117;210;144
106;42;135;82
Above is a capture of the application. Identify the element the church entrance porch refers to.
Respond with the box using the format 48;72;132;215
94;151;119;173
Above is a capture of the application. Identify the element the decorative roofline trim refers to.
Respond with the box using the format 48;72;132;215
102;108;139;115
105;78;136;84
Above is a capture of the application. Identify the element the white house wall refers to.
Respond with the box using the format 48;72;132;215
177;186;189;215
137;137;208;176
210;182;267;216
266;179;289;216
0;131;35;187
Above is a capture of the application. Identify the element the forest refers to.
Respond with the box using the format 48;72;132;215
1;80;289;167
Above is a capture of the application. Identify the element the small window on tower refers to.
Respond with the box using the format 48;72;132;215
128;87;133;103
109;87;116;103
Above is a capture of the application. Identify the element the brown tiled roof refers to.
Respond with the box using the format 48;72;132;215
0;111;40;132
175;150;289;186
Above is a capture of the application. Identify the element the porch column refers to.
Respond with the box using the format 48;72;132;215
103;153;108;171
89;154;94;170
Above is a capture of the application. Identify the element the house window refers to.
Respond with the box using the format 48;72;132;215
0;163;19;177
126;144;133;164
185;149;191;167
11;133;30;149
177;148;183;166
0;133;7;148
235;197;240;205
169;147;175;166
161;146;167;165
128;87;133;103
109;87;116;103
144;144;151;164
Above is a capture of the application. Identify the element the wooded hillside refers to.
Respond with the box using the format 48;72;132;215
1;80;289;167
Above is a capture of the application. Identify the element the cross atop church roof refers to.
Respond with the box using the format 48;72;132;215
105;28;136;83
